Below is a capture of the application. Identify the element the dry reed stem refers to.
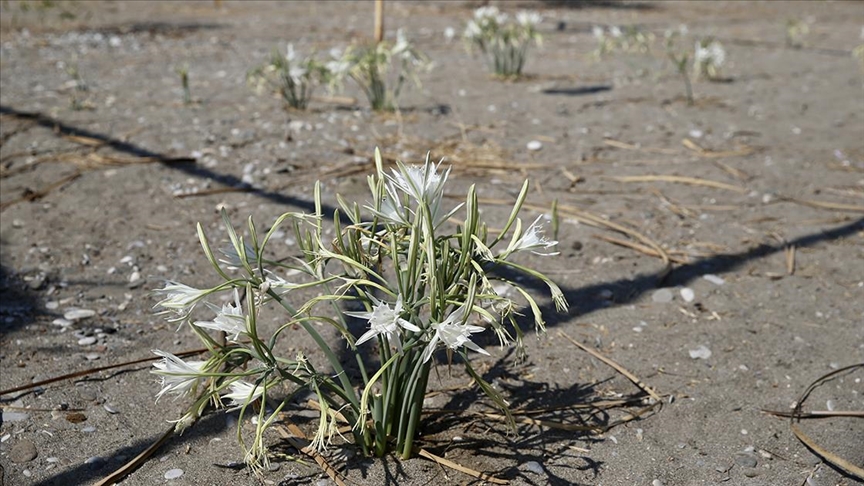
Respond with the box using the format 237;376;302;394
559;331;661;402
779;196;864;213
682;138;756;158
593;234;689;264
603;138;678;155
417;448;508;485
604;174;747;193
274;415;349;486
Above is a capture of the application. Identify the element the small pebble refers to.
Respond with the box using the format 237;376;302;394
85;456;106;469
680;287;695;303
2;411;30;422
84;353;101;361
689;345;712;360
10;439;38;463
652;480;664;486
734;453;758;468
826;400;835;411
651;288;674;303
52;318;73;328
164;468;184;480
526;140;543;151
524;461;544;474
78;337;97;346
702;274;725;285
81;426;96;433
45;301;59;310
64;308;96;321
103;404;119;414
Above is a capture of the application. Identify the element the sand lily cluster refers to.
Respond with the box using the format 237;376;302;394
151;150;566;469
464;6;542;77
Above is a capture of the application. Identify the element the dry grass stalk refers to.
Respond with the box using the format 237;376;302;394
559;331;661;402
682;138;755;158
274;415;349;486
593;234;689;264
0;170;82;211
417;448;508;485
780;196;864;213
785;245;796;275
711;160;751;181
603;138;677;155
605;174;747;193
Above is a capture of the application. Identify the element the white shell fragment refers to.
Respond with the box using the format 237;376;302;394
689;345;712;360
680;287;695;302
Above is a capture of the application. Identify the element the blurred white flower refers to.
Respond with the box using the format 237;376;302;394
152;350;207;401
444;26;455;42
694;40;725;67
464;20;482;40
516;11;542;28
392;29;410;57
506;215;559;255
289;66;307;84
286;43;296;62
346;294;420;350
609;26;622;38
592;25;605;39
474;5;500;21
194;289;245;341
421;301;488;363
223;380;264;406
326;59;350;77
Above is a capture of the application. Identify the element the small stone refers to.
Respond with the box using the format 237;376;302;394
526;140;543;151
703;274;725;285
10;439;38;463
76;388;97;401
85;456;106;469
524;461;544;474
81;426;96;433
2;410;30;422
743;469;762;478
651;288;673;303
164;468;184;480
826;399;835;411
84;353;101;361
78;336;97;346
64;308;96;321
689;345;712;360
103;403;119;414
680;287;695;303
52;318;74;328
45;300;59;310
734;453;758;468
652;480;664;486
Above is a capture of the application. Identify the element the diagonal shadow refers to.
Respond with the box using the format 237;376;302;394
0;105;335;216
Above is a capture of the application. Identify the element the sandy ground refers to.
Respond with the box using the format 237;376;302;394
1;1;863;485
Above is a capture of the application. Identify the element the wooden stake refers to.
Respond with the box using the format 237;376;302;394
374;0;384;43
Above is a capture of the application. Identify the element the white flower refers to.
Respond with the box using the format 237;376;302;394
345;295;420;350
388;159;449;207
464;20;482;40
289;66;307;84
223;380;264;406
444;26;455;42
326;59;350;77
286;43;296;62
392;29;410;58
694;41;725;68
194;289;245;341
592;26;605;40
506;215;559;255
516;11;542;28
421;301;489;363
474;5;500;22
151;350;207;401
154;281;208;319
609;26;622;38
